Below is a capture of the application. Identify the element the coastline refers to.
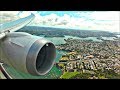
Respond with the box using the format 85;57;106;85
1;35;119;79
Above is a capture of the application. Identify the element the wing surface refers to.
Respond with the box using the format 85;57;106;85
0;13;35;33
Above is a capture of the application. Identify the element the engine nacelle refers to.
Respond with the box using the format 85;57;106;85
0;32;56;76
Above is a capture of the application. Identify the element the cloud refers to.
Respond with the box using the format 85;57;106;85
0;11;19;16
0;11;119;32
0;11;19;23
0;11;37;23
30;11;120;32
90;11;119;21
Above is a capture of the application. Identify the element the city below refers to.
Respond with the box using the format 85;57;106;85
0;11;119;79
0;26;120;79
56;37;120;79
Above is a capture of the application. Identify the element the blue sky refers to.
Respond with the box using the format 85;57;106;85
31;11;120;33
1;11;120;32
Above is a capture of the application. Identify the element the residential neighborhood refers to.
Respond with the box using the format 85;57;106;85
56;38;120;79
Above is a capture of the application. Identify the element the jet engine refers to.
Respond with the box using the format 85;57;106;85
0;32;56;76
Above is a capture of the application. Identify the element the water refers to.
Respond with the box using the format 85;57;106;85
101;37;115;40
116;35;120;37
4;64;62;79
44;35;102;63
77;37;102;42
3;35;68;79
45;35;102;45
3;35;114;79
56;50;67;62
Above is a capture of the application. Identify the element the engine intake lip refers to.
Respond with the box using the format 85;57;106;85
26;39;56;76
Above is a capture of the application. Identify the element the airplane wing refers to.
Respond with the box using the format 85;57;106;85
0;13;35;39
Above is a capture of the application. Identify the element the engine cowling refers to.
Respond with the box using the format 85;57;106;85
0;32;56;76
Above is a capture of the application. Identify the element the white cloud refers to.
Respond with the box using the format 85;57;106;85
0;11;19;23
0;11;19;16
90;11;119;21
18;11;31;18
0;11;119;32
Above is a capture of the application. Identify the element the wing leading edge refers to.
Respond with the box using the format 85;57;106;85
0;13;35;38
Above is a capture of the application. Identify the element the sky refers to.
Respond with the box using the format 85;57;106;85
0;11;120;33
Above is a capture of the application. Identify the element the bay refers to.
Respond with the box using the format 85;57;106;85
3;35;115;79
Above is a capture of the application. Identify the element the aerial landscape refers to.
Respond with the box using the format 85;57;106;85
0;11;120;79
